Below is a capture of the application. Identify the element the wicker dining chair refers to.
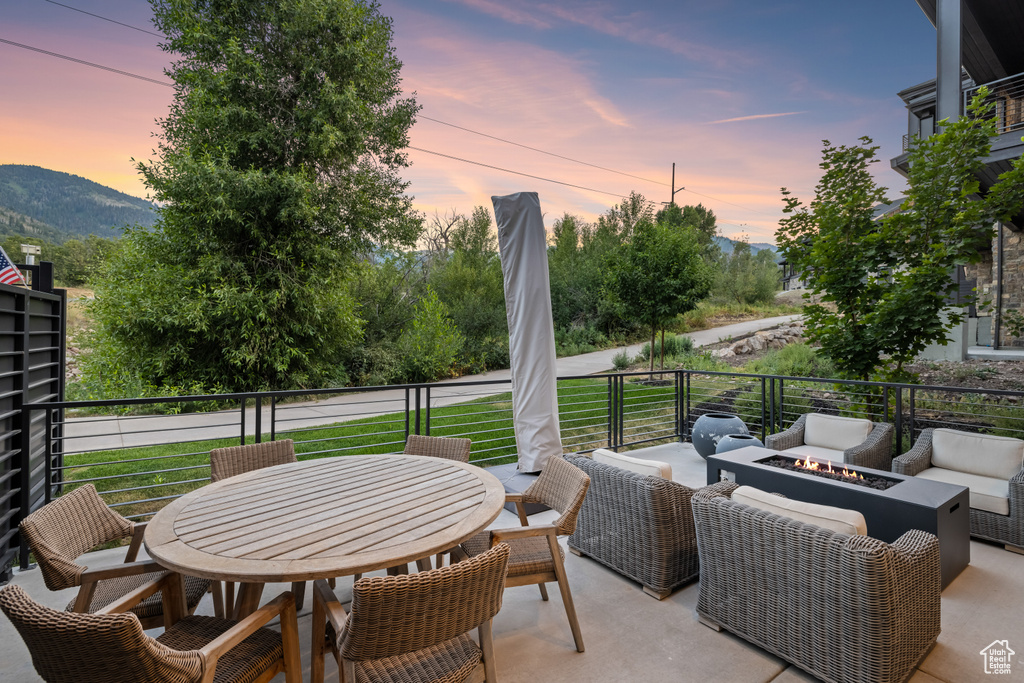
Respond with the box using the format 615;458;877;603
0;573;302;683
209;439;314;612
453;455;590;652
403;434;472;572
311;542;511;683
18;483;211;629
403;434;472;462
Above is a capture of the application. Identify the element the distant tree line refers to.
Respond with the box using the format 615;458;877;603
0;234;117;288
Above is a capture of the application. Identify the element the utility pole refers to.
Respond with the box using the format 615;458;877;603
665;163;685;207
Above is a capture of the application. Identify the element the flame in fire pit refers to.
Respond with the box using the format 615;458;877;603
793;457;864;480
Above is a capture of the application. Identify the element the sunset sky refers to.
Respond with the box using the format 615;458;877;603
1;1;940;243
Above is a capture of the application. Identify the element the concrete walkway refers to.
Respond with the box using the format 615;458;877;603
65;315;801;452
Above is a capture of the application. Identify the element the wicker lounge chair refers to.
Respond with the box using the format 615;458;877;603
0;574;302;683
209;439;311;612
311;543;510;683
453;455;590;652
765;413;894;470
566;455;702;599
18;483;210;629
893;427;1024;550
692;483;940;683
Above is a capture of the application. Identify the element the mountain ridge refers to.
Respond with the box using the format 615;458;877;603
0;164;157;240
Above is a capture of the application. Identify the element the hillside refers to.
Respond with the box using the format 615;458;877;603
0;165;157;240
713;235;776;255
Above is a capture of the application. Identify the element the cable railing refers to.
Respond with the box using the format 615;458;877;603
965;71;1024;136
26;370;1024;525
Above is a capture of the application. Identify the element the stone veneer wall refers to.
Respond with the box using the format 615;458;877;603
966;228;1024;347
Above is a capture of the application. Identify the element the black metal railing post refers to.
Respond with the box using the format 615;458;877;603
909;387;916;443
254;395;262;444
239;397;246;446
270;397;277;441
414;387;422;436
760;377;767;441
675;370;683;441
684;371;691;440
607;375;614;450
404;387;411;441
425;385;432;436
894;388;904;453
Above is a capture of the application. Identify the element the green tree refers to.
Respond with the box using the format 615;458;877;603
655;202;719;248
429;206;507;372
606;219;713;371
777;89;1024;381
86;0;421;392
712;241;779;305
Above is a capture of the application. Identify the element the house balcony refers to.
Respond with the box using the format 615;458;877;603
892;71;1024;192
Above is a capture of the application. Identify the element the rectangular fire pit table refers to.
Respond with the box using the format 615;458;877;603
707;446;970;589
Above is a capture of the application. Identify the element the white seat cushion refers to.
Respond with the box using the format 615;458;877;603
915;466;1010;516
592;448;672;479
732;485;867;536
785;444;845;462
803;414;873;452
930;428;1024;481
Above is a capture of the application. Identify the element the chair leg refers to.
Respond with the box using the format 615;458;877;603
479;620;497;682
311;582;328;683
280;594;303;683
225;581;236;617
211;581;225;618
537;583;549;601
328;577;336;589
291;581;306;612
548;535;584;652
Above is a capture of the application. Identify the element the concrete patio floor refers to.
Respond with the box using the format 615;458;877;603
3;442;1023;682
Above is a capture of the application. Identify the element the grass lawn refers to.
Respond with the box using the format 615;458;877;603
60;377;681;519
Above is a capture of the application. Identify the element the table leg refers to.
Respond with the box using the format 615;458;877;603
232;582;266;619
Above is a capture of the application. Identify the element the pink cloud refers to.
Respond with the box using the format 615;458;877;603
441;0;552;29
708;111;807;125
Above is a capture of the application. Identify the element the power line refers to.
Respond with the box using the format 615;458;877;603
43;0;163;38
0;38;172;87
409;147;628;199
31;2;779;219
419;115;666;188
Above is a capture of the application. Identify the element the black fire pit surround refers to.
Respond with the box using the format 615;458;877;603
707;446;970;589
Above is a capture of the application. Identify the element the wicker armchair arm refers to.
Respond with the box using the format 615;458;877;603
199;592;299;683
79;558;165;583
93;570;170;615
1009;467;1024;506
124;522;147;562
490;525;558;544
313;579;349;634
73;559;167;613
843;422;894;471
892;429;934;476
764;414;807;451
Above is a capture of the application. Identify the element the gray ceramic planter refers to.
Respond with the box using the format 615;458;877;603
691;412;748;459
715;433;764;454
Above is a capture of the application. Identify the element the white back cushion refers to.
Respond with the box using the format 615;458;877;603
804;414;873;452
592;448;672;479
931;428;1024;480
732;485;867;536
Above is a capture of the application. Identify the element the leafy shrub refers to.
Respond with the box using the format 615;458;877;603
399;288;464;383
612;349;631;371
555;325;608;356
743;343;835;379
637;333;694;361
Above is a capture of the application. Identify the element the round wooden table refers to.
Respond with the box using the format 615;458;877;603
145;454;506;616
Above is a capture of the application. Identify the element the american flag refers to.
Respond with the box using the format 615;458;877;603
0;248;26;286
